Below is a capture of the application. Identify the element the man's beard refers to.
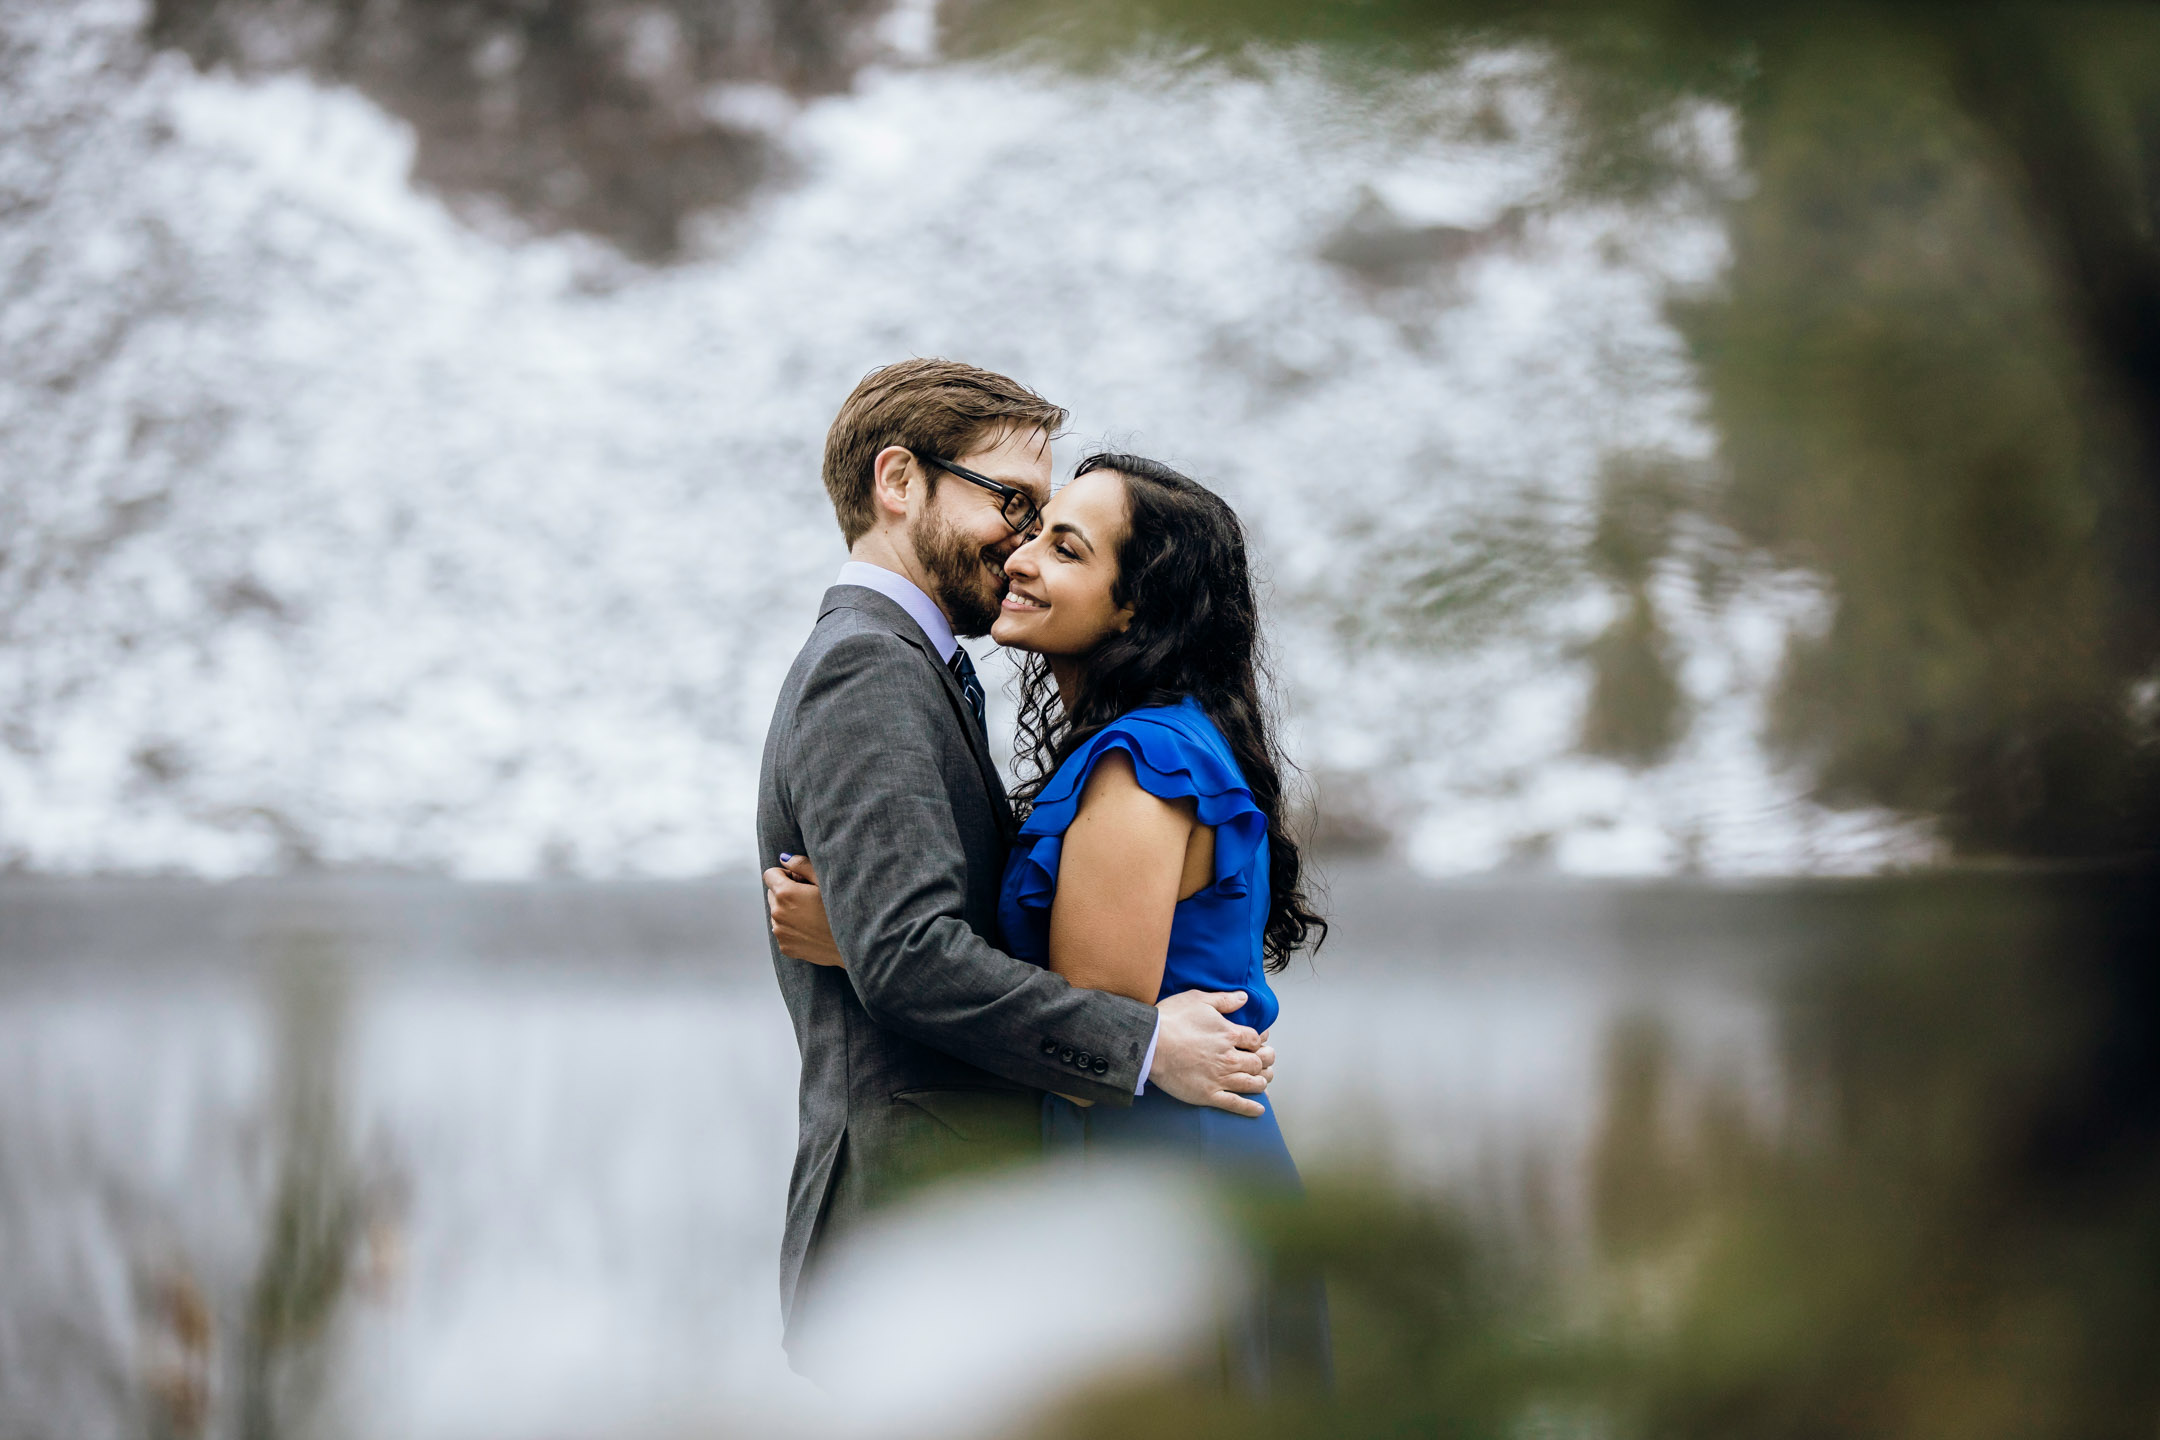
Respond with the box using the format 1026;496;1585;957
912;506;1008;638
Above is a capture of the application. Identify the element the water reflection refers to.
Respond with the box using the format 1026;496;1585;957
1055;862;2160;1438
0;884;805;1438
238;939;368;1440
8;866;2146;1435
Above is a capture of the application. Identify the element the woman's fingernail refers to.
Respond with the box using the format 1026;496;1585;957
779;852;795;863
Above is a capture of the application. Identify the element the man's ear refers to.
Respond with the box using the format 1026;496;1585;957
870;446;918;521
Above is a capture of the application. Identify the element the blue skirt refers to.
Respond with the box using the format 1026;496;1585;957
1042;1084;1304;1189
1042;1086;1330;1393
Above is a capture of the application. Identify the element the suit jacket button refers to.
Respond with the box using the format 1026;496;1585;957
1042;1037;1059;1054
1060;1047;1075;1064
1093;1058;1109;1075
1075;1051;1091;1069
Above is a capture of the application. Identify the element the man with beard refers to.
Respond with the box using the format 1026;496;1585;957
756;359;1275;1364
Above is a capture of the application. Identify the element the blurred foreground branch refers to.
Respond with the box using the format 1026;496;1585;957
1045;865;2160;1440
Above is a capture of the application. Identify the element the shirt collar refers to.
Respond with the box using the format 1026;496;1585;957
835;560;959;663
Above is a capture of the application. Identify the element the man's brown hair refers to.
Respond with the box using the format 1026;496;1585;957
822;358;1067;544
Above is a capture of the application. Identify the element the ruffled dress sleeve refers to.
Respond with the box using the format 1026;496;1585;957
1009;704;1267;918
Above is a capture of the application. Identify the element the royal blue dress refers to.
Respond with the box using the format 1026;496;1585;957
999;698;1329;1391
997;696;1301;1188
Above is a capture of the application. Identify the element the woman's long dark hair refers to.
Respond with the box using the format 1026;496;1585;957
1010;453;1326;970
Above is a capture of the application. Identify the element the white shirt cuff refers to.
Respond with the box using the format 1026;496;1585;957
1135;1015;1160;1096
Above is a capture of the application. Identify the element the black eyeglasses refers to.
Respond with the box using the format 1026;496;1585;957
918;453;1043;537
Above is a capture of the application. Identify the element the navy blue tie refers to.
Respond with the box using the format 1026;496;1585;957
948;647;987;743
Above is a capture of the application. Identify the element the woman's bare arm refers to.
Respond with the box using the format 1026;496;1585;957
1047;749;1196;1005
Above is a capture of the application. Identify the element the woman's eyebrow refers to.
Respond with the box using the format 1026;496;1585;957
1047;520;1094;555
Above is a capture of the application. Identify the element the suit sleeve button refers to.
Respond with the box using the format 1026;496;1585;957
1060;1047;1075;1064
1093;1058;1109;1075
1075;1051;1091;1069
1041;1037;1059;1054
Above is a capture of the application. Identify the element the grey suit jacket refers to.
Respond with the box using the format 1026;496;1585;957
757;585;1159;1343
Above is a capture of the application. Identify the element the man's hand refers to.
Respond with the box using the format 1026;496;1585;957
764;854;846;967
1150;990;1270;1118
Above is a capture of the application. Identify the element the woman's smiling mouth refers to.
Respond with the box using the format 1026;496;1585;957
1001;588;1048;611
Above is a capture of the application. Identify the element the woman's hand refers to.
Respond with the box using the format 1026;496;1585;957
764;854;846;967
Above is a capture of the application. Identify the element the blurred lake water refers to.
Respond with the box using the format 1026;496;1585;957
10;862;2113;1438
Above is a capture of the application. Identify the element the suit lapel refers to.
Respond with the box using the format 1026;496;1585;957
820;586;1015;838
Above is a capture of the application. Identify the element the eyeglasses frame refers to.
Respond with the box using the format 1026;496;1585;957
916;452;1043;537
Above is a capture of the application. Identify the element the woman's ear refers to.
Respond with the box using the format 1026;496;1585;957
1113;602;1135;634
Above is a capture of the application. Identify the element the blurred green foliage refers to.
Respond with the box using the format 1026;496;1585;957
1040;868;2160;1439
956;0;2160;857
240;942;366;1440
1682;16;2156;857
1583;455;1692;764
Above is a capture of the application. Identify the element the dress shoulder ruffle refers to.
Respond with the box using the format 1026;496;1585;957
1010;702;1266;913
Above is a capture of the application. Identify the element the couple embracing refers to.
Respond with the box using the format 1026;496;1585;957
757;358;1329;1385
